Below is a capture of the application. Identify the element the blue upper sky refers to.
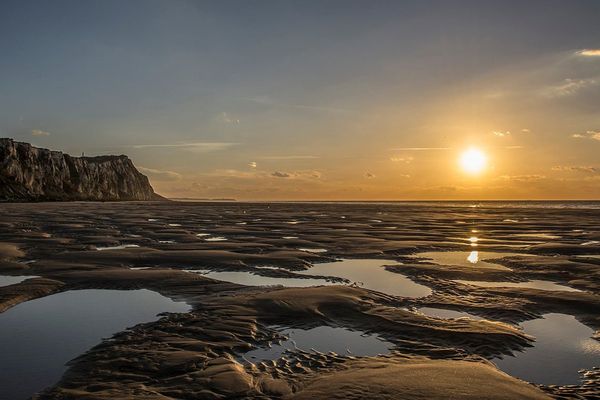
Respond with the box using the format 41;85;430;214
2;0;600;199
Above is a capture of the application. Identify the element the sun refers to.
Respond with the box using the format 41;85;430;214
459;148;487;174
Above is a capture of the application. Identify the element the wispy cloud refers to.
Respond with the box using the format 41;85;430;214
248;161;257;168
571;130;600;140
497;174;546;182
138;167;183;181
577;49;600;57
390;147;450;151
365;172;376;179
390;156;414;163
492;130;511;137
133;142;239;152
31;129;50;136
271;170;322;179
215;112;240;125
552;165;599;174
542;78;598;97
258;155;318;160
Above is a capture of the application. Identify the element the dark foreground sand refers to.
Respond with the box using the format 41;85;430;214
0;201;599;399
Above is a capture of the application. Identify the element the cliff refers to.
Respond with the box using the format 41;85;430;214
0;138;164;201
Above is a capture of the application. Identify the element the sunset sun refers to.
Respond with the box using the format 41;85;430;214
459;148;487;174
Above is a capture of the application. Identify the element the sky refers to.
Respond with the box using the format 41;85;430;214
2;0;600;200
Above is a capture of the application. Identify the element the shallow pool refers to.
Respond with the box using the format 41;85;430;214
0;289;190;399
0;275;37;288
187;270;333;287
418;307;484;320
297;259;431;298
413;251;517;271
494;313;600;385
455;279;581;292
242;325;393;362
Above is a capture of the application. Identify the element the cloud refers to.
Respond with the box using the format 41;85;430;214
258;155;318;160
577;49;600;57
542;78;597;97
138;167;183;181
133;142;239;152
271;170;322;179
390;156;414;163
365;172;376;179
492;130;511;137
497;174;546;182
390;147;450;151
571;130;600;140
552;166;599;174
271;171;291;178
248;161;257;168
216;112;240;125
31;129;50;136
521;128;531;133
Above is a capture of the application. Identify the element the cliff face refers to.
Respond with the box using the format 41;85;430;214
0;138;163;201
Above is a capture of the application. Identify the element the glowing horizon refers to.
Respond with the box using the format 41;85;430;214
1;1;599;200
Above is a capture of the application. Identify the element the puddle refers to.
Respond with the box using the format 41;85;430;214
186;270;332;287
298;248;328;253
413;251;516;271
196;233;210;237
204;237;228;242
513;233;561;240
282;236;299;239
456;279;581;292
0;275;37;288
494;313;600;385
95;244;140;251
0;289;190;400
418;307;484;320
168;223;182;227
242;326;393;362
297;259;431;298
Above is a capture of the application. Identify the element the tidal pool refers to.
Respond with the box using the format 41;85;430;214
0;275;37;288
0;289;190;400
455;279;581;292
418;307;484;320
187;270;333;287
494;313;600;385
413;251;517;271
95;244;140;251
242;326;393;362
297;259;431;298
186;259;431;298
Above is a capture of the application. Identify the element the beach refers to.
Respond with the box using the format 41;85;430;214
0;201;598;399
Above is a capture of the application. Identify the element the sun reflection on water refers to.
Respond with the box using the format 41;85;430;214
467;251;479;264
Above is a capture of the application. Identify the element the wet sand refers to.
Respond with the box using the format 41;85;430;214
0;201;598;399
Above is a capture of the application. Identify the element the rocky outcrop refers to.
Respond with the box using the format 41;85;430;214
0;138;164;201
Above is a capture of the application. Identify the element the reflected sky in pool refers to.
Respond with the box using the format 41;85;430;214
0;275;37;288
494;313;600;385
186;269;332;287
188;259;431;298
242;326;393;362
0;289;190;400
413;251;518;271
456;279;581;292
297;259;431;298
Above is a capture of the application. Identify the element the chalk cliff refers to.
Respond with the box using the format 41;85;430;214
0;138;163;201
